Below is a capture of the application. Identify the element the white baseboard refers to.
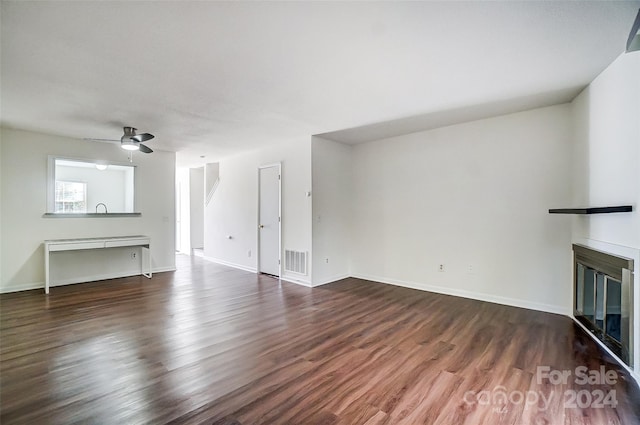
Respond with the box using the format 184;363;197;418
202;256;257;273
201;256;313;287
0;281;44;294
571;315;640;386
0;266;176;294
153;266;177;273
52;270;143;287
350;272;569;316
312;273;350;287
280;276;312;287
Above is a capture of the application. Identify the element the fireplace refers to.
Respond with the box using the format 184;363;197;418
573;244;634;367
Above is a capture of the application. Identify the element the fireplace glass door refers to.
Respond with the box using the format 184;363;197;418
573;244;634;368
605;277;622;343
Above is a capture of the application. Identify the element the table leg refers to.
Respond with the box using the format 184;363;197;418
142;246;152;278
45;250;50;294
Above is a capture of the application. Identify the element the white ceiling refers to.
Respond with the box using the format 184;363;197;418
2;1;639;167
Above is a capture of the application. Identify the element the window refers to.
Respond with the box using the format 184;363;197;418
55;181;87;213
47;157;136;214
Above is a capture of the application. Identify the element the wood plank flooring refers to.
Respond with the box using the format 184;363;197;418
1;254;639;424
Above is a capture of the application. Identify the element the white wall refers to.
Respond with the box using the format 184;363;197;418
0;127;176;292
203;139;312;284
189;167;204;249
124;166;134;212
571;51;640;376
0;135;3;289
176;167;191;254
311;136;352;286
572;52;640;248
349;104;574;314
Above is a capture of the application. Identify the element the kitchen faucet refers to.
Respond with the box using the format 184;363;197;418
95;203;108;214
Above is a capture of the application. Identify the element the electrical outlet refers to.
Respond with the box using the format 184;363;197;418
131;252;137;260
467;264;474;274
325;258;329;264
438;264;445;272
248;250;251;257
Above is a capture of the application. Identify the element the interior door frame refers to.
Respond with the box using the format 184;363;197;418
257;162;282;277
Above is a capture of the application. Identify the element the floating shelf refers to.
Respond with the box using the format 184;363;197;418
548;206;633;215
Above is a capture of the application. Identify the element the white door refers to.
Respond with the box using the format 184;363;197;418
258;164;281;276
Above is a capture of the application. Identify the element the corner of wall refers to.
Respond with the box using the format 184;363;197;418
311;136;353;286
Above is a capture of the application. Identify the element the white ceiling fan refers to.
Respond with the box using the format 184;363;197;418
84;126;155;153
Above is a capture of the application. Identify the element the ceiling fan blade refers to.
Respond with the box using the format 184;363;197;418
83;138;120;144
133;133;154;142
139;143;153;153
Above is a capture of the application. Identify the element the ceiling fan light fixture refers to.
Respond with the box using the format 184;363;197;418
121;138;140;151
86;126;153;154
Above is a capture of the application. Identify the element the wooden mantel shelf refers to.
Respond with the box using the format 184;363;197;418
548;205;633;214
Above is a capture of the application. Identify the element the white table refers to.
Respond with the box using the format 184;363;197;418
44;235;151;294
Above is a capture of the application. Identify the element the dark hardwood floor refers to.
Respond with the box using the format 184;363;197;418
1;254;639;424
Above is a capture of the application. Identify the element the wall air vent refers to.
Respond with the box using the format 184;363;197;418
285;250;307;275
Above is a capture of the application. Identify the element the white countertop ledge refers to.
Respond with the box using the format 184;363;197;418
43;213;142;218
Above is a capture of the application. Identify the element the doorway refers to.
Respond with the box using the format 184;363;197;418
258;163;281;277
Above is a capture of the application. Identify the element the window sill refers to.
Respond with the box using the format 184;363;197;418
43;213;142;218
